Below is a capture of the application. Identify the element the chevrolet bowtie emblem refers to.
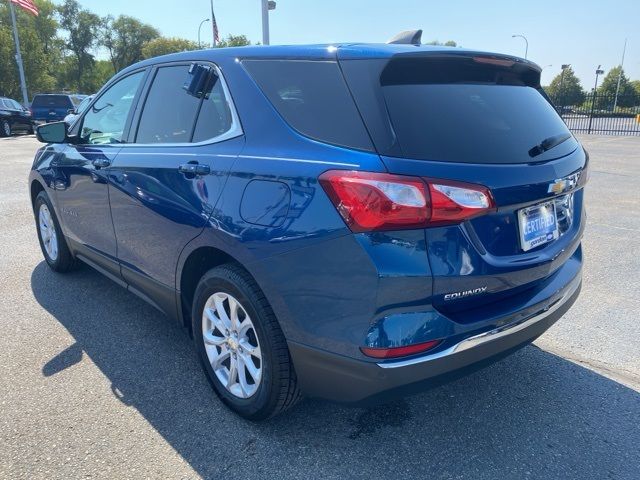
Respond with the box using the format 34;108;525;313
548;172;581;195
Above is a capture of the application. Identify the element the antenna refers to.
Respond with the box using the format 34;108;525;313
387;29;422;46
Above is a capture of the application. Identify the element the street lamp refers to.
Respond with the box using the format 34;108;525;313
593;65;604;92
198;18;210;48
588;65;605;133
511;34;528;59
559;64;570;105
261;0;276;45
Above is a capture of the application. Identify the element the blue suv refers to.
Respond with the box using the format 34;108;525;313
29;42;586;420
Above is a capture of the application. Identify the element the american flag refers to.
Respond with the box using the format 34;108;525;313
210;0;219;45
10;0;39;16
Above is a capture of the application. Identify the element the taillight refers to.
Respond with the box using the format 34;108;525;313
319;170;494;232
427;180;494;224
361;339;442;359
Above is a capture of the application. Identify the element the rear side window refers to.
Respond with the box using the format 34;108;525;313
243;60;373;151
31;95;73;108
136;65;202;144
192;77;233;143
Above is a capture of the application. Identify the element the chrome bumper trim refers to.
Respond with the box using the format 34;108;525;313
377;278;580;369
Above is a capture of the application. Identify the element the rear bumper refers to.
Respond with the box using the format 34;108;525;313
289;270;581;404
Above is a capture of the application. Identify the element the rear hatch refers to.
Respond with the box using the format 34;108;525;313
340;50;587;320
31;95;77;122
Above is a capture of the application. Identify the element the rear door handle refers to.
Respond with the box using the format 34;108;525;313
178;163;210;176
92;158;111;169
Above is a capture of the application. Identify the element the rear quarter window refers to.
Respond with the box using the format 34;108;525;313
243;59;373;152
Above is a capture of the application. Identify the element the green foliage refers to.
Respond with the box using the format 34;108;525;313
141;37;199;59
546;67;585;106
102;15;160;73
424;40;457;47
215;34;252;48
597;66;638;108
57;0;102;92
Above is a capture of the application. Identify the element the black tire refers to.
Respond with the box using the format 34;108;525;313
1;119;10;137
192;263;301;420
34;191;77;272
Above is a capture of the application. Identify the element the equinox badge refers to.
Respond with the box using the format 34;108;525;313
444;287;488;301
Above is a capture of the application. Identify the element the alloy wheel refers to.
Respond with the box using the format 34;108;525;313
201;292;262;399
2;121;10;137
38;204;58;261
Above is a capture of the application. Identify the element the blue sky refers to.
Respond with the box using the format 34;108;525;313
62;0;639;87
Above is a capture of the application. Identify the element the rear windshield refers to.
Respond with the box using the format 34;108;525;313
31;95;73;108
383;83;572;163
342;56;575;164
243;59;373;152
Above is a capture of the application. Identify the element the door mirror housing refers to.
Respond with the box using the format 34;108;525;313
67;108;76;115
36;121;68;144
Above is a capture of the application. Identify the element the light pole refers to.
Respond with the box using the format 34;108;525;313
198;18;210;48
559;64;570;105
261;0;276;45
511;34;528;59
588;65;605;133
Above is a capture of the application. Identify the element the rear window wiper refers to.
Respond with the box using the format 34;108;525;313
528;133;572;157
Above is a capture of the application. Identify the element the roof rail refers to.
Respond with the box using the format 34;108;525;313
386;29;422;45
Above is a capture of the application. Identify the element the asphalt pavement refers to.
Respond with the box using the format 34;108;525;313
0;134;638;479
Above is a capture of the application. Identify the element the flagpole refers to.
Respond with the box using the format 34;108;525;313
210;0;216;47
9;1;30;106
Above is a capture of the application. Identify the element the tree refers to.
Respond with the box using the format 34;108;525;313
215;34;251;48
0;0;60;100
545;67;585;106
57;0;101;92
102;15;159;73
597;66;638;108
631;80;640;97
141;37;199;59
424;40;457;47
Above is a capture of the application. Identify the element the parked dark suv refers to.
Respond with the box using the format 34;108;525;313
29;42;586;420
30;93;85;124
0;97;34;136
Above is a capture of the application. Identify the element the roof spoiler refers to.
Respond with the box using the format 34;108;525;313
386;29;422;46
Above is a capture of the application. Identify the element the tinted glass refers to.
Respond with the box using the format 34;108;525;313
80;71;144;145
76;96;93;114
192;77;233;143
0;99;10;109
383;84;572;163
10;99;24;110
31;95;73;108
243;60;373;151
136;65;202;144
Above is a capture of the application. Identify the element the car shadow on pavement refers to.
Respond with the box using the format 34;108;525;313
31;262;640;479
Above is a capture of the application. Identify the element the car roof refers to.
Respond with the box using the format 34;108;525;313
120;43;539;75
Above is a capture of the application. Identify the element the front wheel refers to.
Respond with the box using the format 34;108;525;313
1;120;10;137
34;191;76;272
192;264;301;420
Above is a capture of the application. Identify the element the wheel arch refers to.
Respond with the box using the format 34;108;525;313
30;179;46;209
178;245;243;331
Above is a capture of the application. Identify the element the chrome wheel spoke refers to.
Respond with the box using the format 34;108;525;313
242;353;261;383
213;295;232;330
202;328;226;346
205;307;228;336
239;338;260;359
226;355;238;388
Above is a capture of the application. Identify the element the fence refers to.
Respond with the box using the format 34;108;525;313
549;92;640;136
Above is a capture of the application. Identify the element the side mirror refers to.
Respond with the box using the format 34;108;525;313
36;121;67;144
67;108;76;115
